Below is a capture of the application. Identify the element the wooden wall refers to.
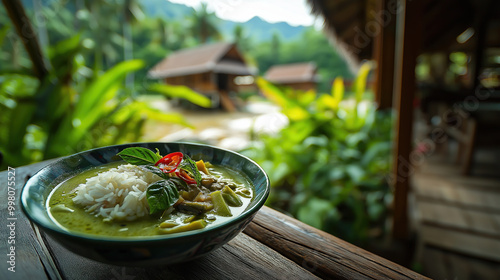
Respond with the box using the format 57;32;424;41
165;72;217;92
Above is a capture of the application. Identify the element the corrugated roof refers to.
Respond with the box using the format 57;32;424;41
148;42;254;78
265;62;319;84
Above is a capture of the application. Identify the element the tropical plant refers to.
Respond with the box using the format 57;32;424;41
0;36;210;170
0;1;211;170
232;24;252;53
242;64;393;244
189;3;221;44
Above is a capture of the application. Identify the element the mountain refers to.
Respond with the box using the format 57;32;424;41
219;16;306;42
141;0;194;22
20;0;307;43
140;0;307;42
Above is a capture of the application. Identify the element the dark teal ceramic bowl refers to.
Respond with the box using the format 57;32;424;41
21;142;269;266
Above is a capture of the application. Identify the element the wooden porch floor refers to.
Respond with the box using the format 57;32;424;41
412;145;500;279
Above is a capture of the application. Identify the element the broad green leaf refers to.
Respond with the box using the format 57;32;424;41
298;89;316;106
147;83;211;108
70;84;120;144
284;106;309;121
147;111;193;128
331;77;344;109
109;101;193;129
48;35;81;72
0;74;39;98
109;101;137;124
353;63;371;104
179;154;202;187
139;165;169;179
345;164;365;183
146;180;180;214
0;24;10;45
317;94;336;111
7;101;35;151
73;59;144;120
297;197;332;229
257;77;309;120
256;77;288;108
303;136;328;148
135;102;193;128
117;147;162;165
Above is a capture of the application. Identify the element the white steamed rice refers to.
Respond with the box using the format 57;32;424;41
72;164;161;222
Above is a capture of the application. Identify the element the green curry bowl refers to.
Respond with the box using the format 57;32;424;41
21;142;270;266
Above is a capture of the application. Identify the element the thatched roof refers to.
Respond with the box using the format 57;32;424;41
307;0;500;67
265;62;319;84
148;42;254;79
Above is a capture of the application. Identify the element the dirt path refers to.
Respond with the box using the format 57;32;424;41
142;99;287;151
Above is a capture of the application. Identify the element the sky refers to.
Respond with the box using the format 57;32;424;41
168;0;319;27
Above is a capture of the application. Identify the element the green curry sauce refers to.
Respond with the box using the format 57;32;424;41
47;162;254;237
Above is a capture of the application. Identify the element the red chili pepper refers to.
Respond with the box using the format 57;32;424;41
155;152;183;173
176;169;197;184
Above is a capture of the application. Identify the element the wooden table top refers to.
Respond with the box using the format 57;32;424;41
0;160;429;280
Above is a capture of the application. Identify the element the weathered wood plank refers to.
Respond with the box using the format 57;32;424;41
420;224;500;262
421;245;500;280
244;206;429;280
43;231;319;280
413;175;500;212
0;160;60;280
416;158;500;189
417;200;500;237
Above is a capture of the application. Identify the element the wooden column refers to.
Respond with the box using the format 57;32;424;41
373;0;397;109
391;0;422;239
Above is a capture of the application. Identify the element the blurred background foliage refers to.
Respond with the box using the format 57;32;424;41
0;0;393;245
1;0;352;90
0;0;353;171
243;64;394;243
0;0;211;170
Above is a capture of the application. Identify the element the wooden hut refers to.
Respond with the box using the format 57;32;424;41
148;42;255;111
264;62;319;91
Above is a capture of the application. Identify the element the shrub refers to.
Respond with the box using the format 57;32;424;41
243;64;393;243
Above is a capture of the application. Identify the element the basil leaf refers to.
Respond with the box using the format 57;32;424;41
146;180;180;214
179;154;202;187
117;147;162;166
169;176;189;191
139;165;169;179
155;148;162;158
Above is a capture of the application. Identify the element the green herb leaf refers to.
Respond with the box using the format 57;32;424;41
146;180;180;214
179;154;202;187
169;177;189;191
117;147;162;166
139;165;169;179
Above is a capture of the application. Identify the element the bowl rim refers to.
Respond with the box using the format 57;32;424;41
21;141;270;243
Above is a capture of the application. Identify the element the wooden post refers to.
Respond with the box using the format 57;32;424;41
373;0;397;109
391;0;422;240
